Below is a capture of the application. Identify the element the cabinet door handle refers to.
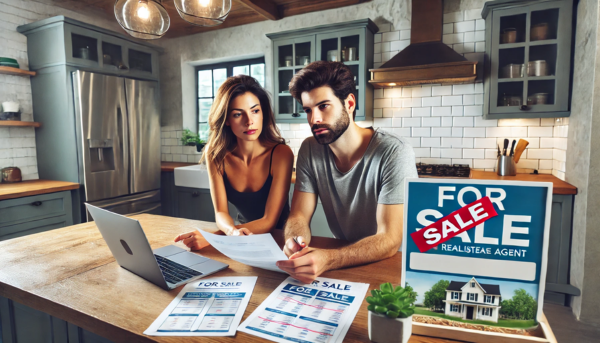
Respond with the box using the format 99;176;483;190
520;105;530;111
192;191;200;197
31;201;42;206
292;113;301;118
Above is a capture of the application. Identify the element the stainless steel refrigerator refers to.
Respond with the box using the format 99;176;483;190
72;70;161;220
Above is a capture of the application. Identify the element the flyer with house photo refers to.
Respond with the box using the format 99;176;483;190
402;179;552;338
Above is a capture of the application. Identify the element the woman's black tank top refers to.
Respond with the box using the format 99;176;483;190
222;144;290;229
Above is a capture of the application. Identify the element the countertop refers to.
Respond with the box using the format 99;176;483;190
0;214;558;343
162;163;576;195
0;179;80;201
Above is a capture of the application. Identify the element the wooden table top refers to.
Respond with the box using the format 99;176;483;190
0;214;481;343
470;170;577;195
0;179;80;201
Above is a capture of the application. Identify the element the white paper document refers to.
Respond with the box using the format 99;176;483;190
144;276;257;336
198;230;288;272
238;277;369;343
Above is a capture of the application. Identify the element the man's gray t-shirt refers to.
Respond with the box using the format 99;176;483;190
295;129;418;242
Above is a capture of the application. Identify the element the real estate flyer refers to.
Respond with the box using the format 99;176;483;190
144;276;257;336
238;276;369;343
402;179;553;338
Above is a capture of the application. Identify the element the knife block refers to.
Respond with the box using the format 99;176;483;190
496;155;517;176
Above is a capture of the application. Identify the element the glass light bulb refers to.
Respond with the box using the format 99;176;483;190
137;2;150;19
199;0;210;7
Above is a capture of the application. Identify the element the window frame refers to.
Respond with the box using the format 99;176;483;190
195;57;266;139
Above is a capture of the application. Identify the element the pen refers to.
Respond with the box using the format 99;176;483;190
293;236;306;250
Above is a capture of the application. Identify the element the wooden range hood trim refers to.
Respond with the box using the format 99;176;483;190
369;61;477;88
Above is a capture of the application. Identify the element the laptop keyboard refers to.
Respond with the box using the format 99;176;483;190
154;254;203;284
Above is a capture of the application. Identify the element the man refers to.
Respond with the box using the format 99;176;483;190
276;61;418;283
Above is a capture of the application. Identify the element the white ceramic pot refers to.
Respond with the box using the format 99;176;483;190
368;311;412;343
2;101;19;113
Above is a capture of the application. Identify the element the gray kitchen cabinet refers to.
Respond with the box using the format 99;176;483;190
18;16;160;80
267;19;378;123
482;0;573;119
0;191;73;241
289;184;333;238
175;187;216;222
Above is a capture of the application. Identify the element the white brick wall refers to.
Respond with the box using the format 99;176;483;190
161;128;204;163
0;0;122;180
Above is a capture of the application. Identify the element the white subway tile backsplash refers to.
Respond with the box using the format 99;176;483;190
432;128;452;137
383;109;394;117
412;107;431;117
443;96;463;106
475;19;485;30
452;128;464;137
475;41;485;52
463;149;484;159
539;160;553;170
474;159;496;169
484;149;498;159
528;126;553;137
422;97;442;107
390;40;410;51
464;105;483;116
432;86;452;96
451;106;464;116
403;118;421;127
441;148;462;158
400;30;411;40
540;138;554;148
463;127;486;137
453;84;475;95
374;118;392;127
412;86;432;98
486;127;511;137
432;107;452;117
421;137;441;147
455;20;475;33
422;117;441;127
382;31;399;42
374;43;382;53
431;148;441;158
402;87;413;98
474;30;485;41
498;118;540;126
374;33;382;43
394;108;412;117
442;117;453;127
474;138;497;149
553;149;567;162
443;33;463;45
384;88;401;98
412;128;431;137
392;128;411;137
373;109;383;118
453;117;474;127
378;23;391;32
554;138;568;150
463;42;475;53
527;149;554;160
554;125;569;138
443;23;454;34
374;98;391;108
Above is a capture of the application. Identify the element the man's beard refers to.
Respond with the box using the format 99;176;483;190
311;107;350;145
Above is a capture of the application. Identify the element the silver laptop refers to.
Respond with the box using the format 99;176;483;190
85;204;228;290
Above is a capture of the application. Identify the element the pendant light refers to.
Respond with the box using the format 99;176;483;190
114;0;170;39
173;0;232;27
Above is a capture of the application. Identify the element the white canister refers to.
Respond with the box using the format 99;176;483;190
2;102;19;113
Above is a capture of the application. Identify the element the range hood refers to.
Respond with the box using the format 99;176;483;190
369;0;477;88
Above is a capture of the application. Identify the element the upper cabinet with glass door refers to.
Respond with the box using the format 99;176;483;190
268;19;378;123
17;17;160;81
482;0;573;119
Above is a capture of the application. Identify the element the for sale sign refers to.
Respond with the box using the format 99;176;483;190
401;179;552;334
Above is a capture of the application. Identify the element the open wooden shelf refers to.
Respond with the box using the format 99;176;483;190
0;66;36;77
0;121;41;128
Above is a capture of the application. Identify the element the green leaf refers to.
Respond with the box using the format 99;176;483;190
399;310;411;318
374;305;388;314
367;304;376;312
371;289;380;297
380;282;393;294
382;294;396;304
366;296;378;305
394;285;403;293
404;309;415;317
386;303;401;312
386;310;400;318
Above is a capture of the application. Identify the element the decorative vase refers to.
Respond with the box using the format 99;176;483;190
368;311;412;343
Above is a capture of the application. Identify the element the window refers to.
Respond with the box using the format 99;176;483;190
450;304;460;312
467;293;476;301
485;295;494;303
452;292;460;300
483;308;493;316
471;282;475;288
196;57;266;141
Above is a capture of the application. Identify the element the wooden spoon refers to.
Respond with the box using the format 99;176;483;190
513;139;529;163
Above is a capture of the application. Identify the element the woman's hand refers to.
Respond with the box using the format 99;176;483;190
174;230;210;251
227;227;253;236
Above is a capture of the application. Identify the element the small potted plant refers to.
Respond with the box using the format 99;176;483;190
180;129;206;152
366;283;415;343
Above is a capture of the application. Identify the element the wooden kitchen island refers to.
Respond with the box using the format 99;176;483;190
0;215;557;343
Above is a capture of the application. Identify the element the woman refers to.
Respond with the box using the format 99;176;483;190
175;75;294;250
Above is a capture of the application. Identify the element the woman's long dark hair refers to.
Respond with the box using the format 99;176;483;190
203;75;285;174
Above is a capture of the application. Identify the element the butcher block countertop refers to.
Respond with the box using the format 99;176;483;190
470;171;577;195
0;180;80;201
161;162;196;172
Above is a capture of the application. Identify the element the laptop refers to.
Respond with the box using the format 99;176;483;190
85;204;228;290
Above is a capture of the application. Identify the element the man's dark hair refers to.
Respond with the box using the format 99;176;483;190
289;61;357;119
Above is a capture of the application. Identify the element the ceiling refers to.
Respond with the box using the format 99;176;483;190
52;0;372;38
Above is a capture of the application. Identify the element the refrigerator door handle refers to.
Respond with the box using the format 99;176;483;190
117;99;130;192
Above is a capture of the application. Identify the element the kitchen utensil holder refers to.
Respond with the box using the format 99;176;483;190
496;155;517;176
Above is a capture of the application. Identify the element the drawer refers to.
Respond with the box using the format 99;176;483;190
0;215;68;241
0;191;72;227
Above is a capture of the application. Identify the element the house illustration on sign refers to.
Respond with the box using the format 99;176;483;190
443;277;502;323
